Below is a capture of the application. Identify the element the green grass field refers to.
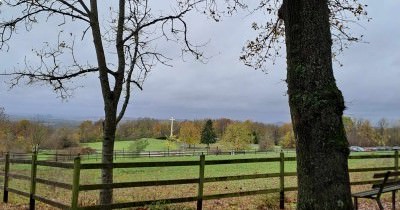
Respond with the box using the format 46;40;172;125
0;150;397;209
81;138;180;151
81;138;261;153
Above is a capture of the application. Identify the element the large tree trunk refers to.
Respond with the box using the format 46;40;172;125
280;0;353;209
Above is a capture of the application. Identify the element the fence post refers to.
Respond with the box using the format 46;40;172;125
395;150;399;183
3;152;10;203
55;150;58;162
395;150;399;173
197;154;205;210
71;156;81;210
279;151;285;209
29;151;38;210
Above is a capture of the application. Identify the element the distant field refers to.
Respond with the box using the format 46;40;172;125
81;138;261;152
81;138;180;151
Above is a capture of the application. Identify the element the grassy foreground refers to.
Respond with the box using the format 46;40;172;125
0;151;396;209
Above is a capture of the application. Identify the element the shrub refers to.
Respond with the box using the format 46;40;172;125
129;139;149;153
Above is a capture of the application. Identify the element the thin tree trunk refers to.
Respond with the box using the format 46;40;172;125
99;109;117;206
88;0;119;206
280;0;353;209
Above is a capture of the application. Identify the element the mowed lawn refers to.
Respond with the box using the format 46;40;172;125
81;138;180;151
81;138;260;153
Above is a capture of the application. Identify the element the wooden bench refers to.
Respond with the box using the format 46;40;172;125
352;171;400;210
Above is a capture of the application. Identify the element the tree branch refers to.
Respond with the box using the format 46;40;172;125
1;67;98;99
77;0;91;14
0;0;90;50
57;0;89;17
123;5;191;43
1;68;99;81
117;31;140;124
235;0;368;70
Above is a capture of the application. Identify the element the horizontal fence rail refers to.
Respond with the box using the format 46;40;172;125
0;150;398;210
0;148;294;162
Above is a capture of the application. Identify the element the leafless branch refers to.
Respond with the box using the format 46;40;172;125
0;0;90;50
1;0;209;120
232;0;369;70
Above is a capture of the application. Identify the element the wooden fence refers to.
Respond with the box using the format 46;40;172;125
6;148;291;162
0;151;398;210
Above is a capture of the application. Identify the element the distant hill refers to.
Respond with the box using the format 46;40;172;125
8;114;81;127
7;113;288;127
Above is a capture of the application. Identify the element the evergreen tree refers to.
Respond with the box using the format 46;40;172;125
201;120;217;147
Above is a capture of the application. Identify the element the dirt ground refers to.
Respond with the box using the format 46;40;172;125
0;200;396;210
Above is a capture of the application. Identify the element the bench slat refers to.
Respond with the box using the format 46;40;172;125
352;188;379;198
373;179;400;189
373;171;400;178
381;185;400;193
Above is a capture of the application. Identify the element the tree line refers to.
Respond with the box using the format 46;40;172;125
0;108;82;152
80;118;282;150
2;107;400;152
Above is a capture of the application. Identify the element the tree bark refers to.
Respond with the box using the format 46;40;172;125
280;0;353;209
99;108;117;206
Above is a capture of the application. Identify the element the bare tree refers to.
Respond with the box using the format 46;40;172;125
0;0;205;205
28;121;49;148
0;107;10;151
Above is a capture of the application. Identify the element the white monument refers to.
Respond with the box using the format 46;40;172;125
169;117;175;137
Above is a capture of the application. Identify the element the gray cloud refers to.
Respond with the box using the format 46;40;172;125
1;0;399;124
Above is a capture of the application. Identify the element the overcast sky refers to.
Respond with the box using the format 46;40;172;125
0;1;399;124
